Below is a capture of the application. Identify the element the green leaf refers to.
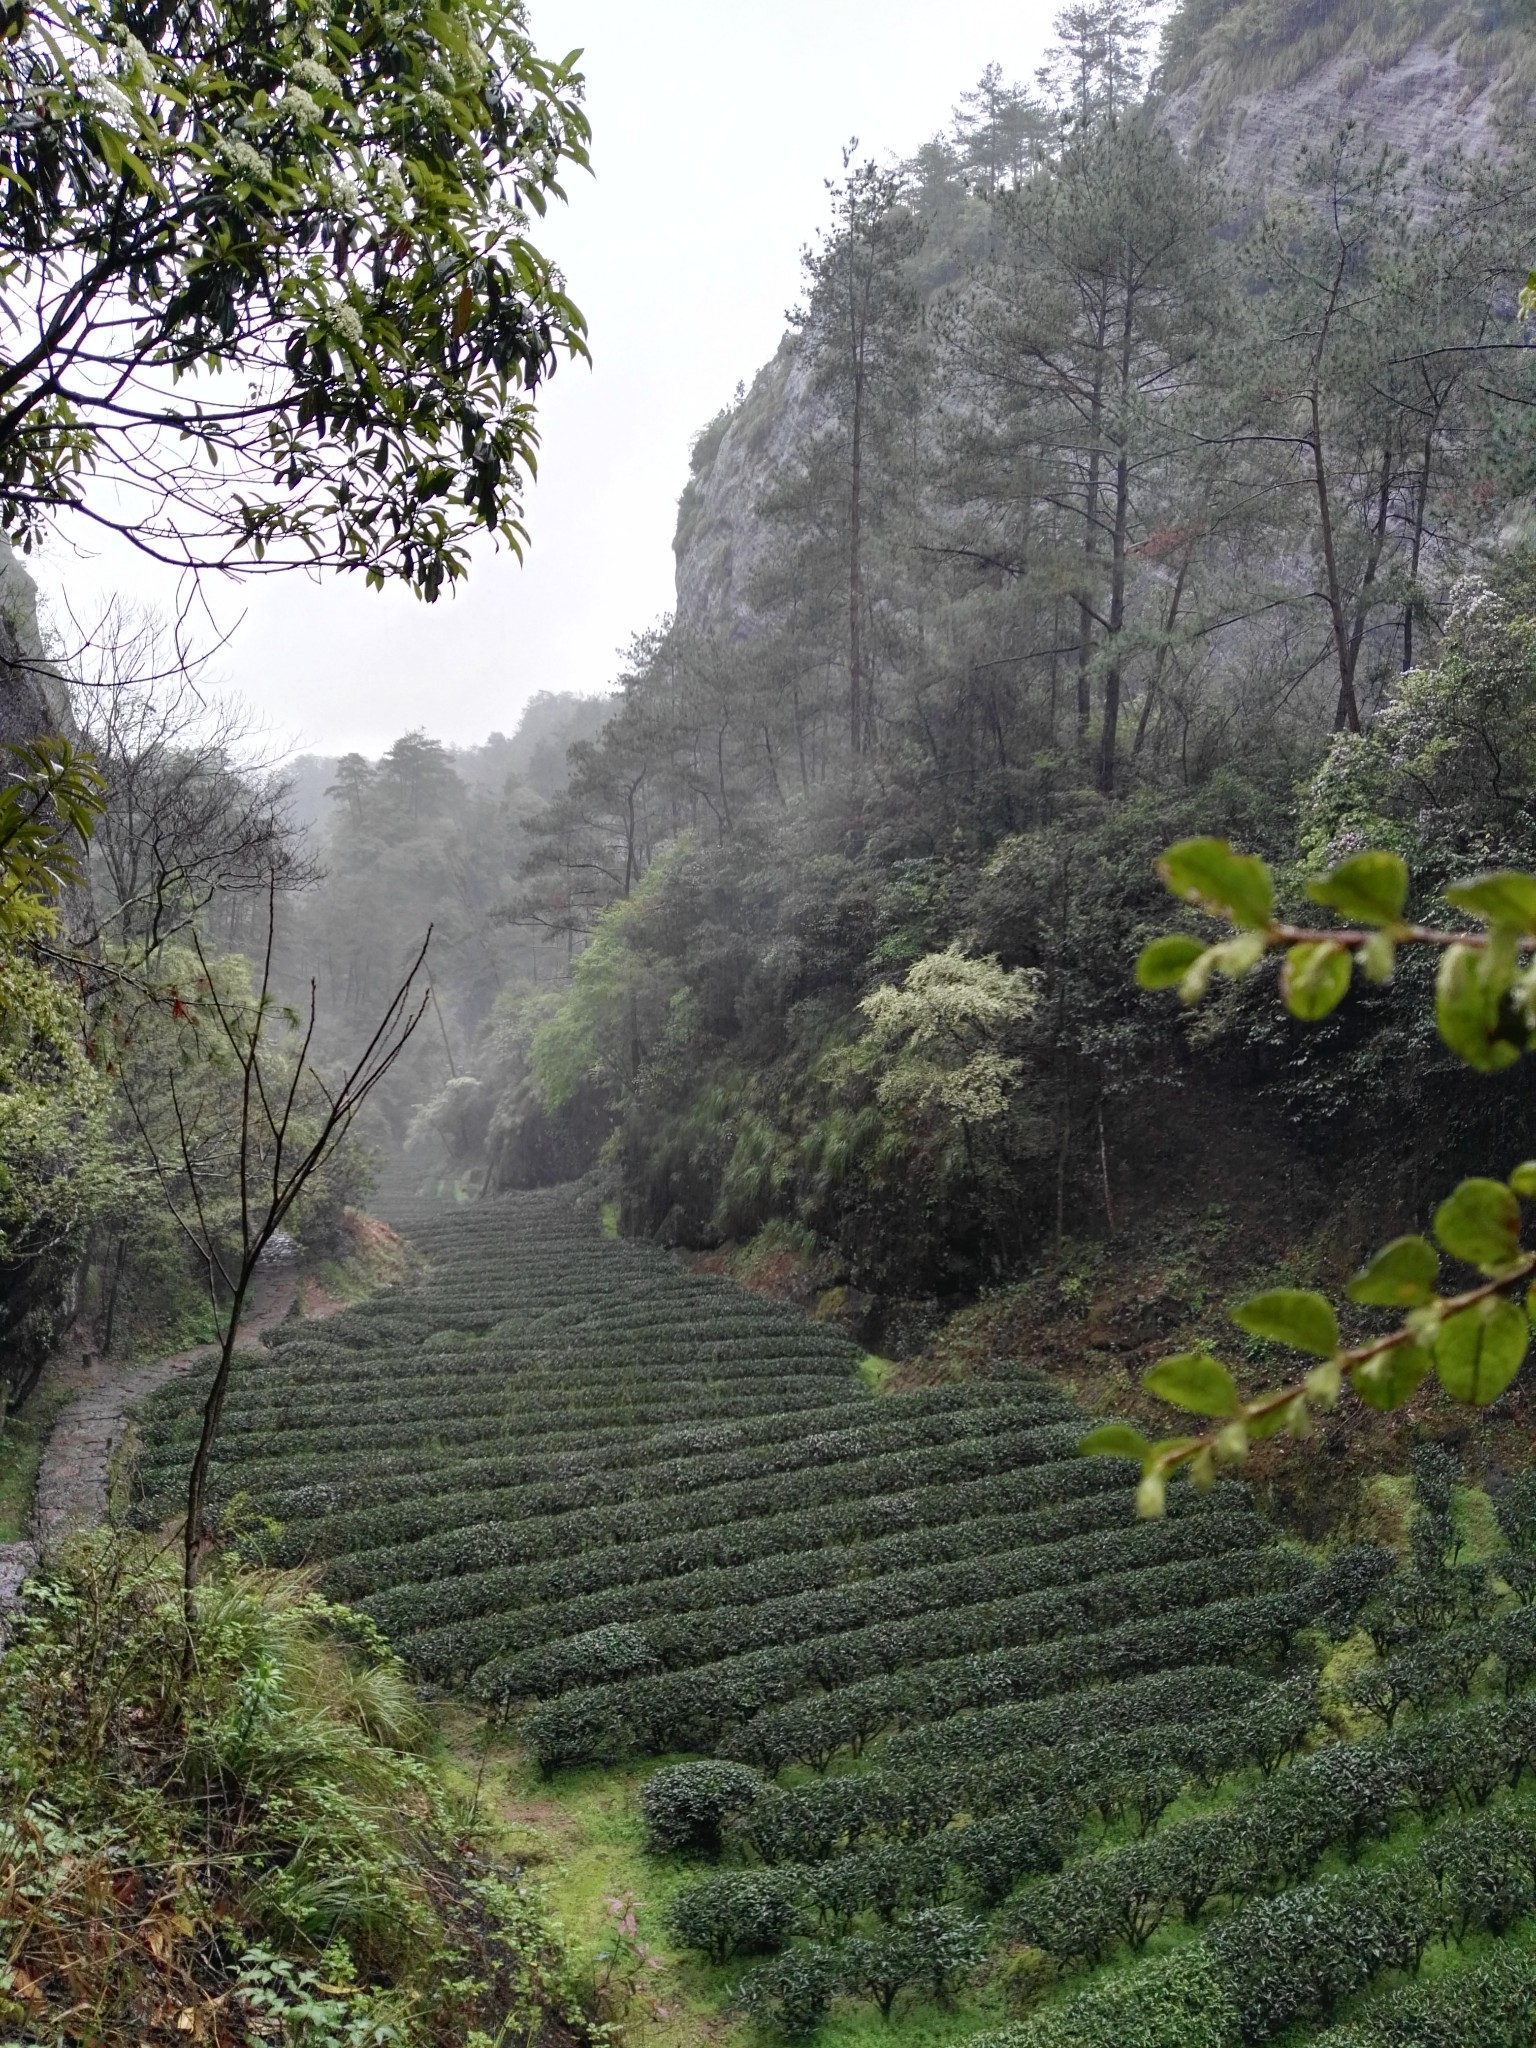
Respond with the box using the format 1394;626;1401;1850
1304;851;1408;926
1144;1351;1240;1417
1248;1401;1297;1442
1433;1177;1523;1272
1511;1162;1536;1199
1136;934;1207;991
1210;932;1268;979
93;118;126;176
1444;870;1536;932
1347;1236;1440;1309
1436;943;1523;1073
1079;1424;1152;1462
1157;839;1274;930
1433;1297;1528;1404
1359;931;1396;984
1280;941;1352;1021
1230;1288;1339;1358
1354;1343;1433;1412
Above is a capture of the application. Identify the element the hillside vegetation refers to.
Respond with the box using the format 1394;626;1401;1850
0;1534;587;2046
376;6;1536;1355
15;0;1536;2042
121;1187;1536;2044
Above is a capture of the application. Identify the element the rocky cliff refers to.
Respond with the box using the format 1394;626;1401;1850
672;340;813;639
0;538;77;751
670;0;1528;637
1158;0;1528;194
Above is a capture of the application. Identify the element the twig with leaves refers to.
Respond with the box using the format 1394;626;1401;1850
1090;836;1536;1510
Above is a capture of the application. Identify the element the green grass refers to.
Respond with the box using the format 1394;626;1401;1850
0;1377;74;1540
431;1713;1021;2047
601;1202;621;1239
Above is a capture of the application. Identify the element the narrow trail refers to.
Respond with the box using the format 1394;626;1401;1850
0;1266;349;1599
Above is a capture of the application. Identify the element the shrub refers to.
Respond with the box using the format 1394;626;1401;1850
666;1868;801;1963
971;1949;1237;2048
640;1759;766;1855
1308;1948;1536;2047
736;1943;843;2038
839;1907;988;2019
0;1535;586;2047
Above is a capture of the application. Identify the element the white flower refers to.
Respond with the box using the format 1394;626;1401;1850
121;33;158;87
220;137;273;182
280;86;322;126
290;56;339;93
330;300;365;348
85;77;135;126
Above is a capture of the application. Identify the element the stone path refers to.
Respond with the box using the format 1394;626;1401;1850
0;1267;343;1610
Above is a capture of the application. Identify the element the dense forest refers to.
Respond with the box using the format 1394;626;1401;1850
304;0;1536;1320
15;0;1536;2042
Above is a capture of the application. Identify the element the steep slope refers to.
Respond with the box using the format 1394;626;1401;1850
671;0;1526;643
1158;0;1531;192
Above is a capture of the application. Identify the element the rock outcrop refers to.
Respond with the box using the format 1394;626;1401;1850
1161;37;1508;196
670;3;1523;640
673;340;814;639
0;536;77;751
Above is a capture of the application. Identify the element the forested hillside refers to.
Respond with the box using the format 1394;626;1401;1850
413;0;1536;1344
14;0;1536;2041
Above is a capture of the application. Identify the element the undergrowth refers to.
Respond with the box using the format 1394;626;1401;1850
0;1536;589;2047
0;1377;72;1542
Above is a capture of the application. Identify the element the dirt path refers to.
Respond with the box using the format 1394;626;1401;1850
3;1268;343;1588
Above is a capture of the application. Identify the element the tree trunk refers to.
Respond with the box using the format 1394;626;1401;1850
1403;418;1436;672
849;353;866;760
1076;338;1108;738
1098;280;1137;796
99;1233;128;1357
1133;549;1192;758
183;1263;256;1658
1308;390;1361;735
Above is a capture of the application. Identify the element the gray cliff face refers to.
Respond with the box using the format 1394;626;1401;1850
671;22;1515;639
672;338;820;640
1160;37;1506;197
0;538;76;750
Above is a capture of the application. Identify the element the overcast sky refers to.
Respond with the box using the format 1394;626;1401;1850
32;0;1062;760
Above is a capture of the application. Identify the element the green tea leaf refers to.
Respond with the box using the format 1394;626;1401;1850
1347;1235;1440;1309
1136;934;1208;991
1359;931;1396;984
1434;1177;1523;1272
1231;1288;1339;1358
1144;1351;1240;1417
1136;1473;1167;1518
1248;1402;1297;1442
1433;1296;1528;1404
1354;1343;1432;1412
1444;870;1536;932
1080;1423;1152;1462
1280;941;1352;1021
1436;943;1522;1074
1511;1162;1536;1199
1157;838;1274;930
1304;851;1408;926
1211;932;1269;979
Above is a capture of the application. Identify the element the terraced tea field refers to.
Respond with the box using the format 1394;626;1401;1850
132;1190;1536;2047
